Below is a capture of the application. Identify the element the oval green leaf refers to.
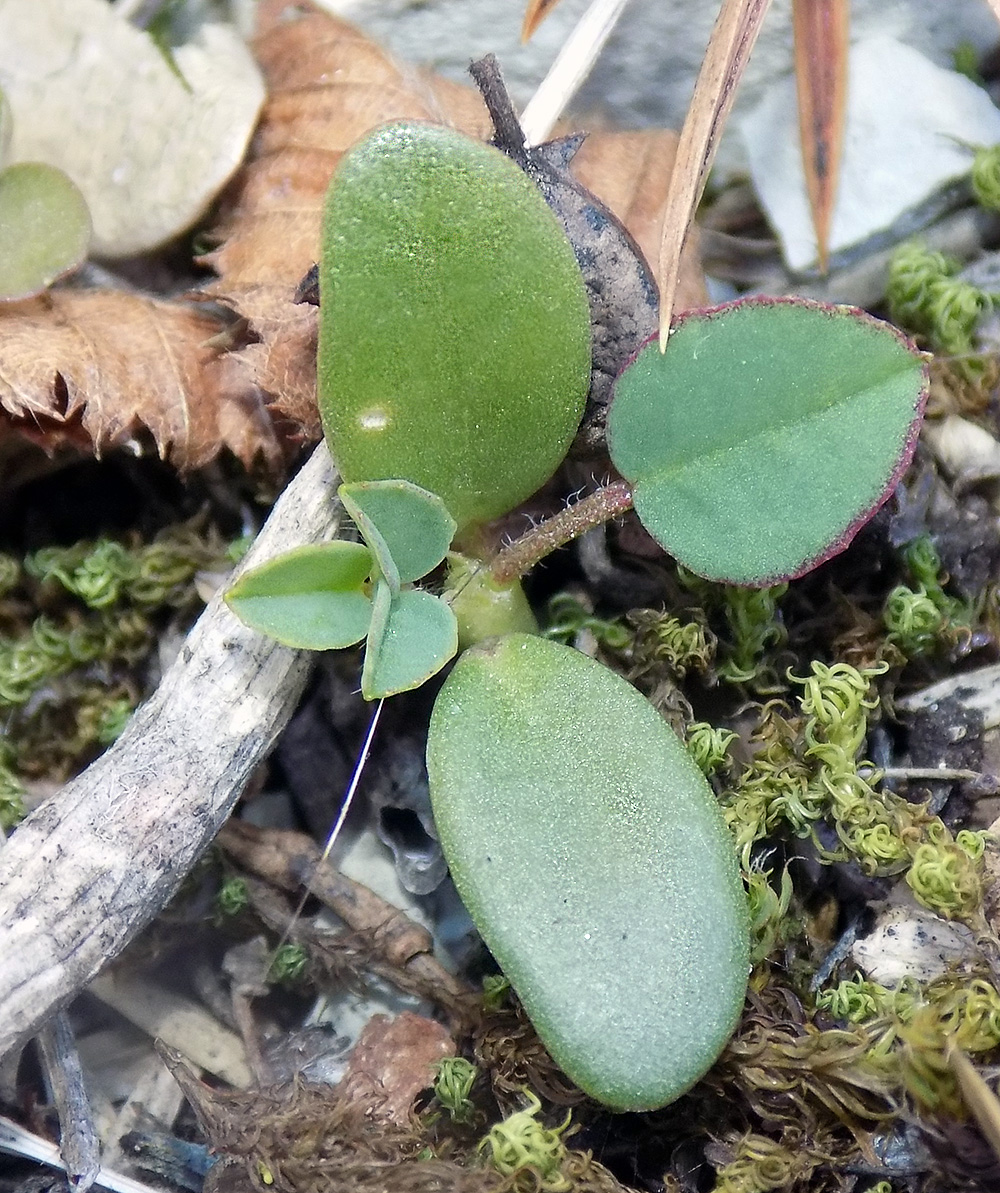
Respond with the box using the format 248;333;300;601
0;162;91;301
608;298;928;586
340;479;457;585
318;121;591;530
427;634;749;1111
361;583;458;700
225;542;373;650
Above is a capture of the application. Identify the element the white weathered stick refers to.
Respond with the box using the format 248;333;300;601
0;445;340;1061
519;0;633;146
0;1114;162;1193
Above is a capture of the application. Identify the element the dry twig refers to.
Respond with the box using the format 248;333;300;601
218;821;474;1020
0;446;340;1061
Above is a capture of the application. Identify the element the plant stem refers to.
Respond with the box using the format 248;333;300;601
490;480;633;586
469;55;526;156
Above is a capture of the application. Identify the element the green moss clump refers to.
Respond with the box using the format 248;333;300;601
478;1091;572;1192
887;241;990;379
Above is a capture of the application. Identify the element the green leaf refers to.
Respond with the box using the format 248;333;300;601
608;298;928;585
427;634;749;1111
225;542;373;649
318;121;591;530
361;577;393;688
340;479;456;585
343;492;400;595
361;584;458;700
0;162;91;301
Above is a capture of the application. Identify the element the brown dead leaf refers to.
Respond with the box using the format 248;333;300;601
572;130;708;312
0;290;280;471
339;1012;455;1125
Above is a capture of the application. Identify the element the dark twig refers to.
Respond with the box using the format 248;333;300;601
37;1013;100;1193
218;821;476;1023
469;54;526;156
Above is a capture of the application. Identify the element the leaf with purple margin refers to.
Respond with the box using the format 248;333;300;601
608;297;928;585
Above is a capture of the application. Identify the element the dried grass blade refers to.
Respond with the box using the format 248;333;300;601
656;0;772;349
522;0;564;41
793;0;849;271
948;1046;1000;1163
520;0;633;145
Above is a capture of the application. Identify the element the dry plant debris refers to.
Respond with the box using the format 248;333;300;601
571;129;706;308
338;1012;455;1126
0;290;280;470
217;819;473;1019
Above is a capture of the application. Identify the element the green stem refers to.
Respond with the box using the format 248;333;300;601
489;481;634;586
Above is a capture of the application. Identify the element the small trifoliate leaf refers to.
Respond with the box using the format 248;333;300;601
427;634;749;1111
339;479;456;585
225;542;373;650
318;121;591;530
608;297;928;585
0;162;91;301
361;578;393;682
342;490;399;594
361;583;458;700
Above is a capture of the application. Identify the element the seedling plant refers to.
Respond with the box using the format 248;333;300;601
226;105;928;1112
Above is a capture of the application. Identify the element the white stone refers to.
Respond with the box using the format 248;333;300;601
742;34;1000;271
852;897;977;985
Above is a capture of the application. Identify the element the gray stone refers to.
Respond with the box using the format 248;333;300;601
320;0;998;172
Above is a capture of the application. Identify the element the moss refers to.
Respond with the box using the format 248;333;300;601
433;1058;478;1125
542;594;630;650
708;1133;824;1193
686;722;737;777
268;943;310;985
677;569;787;688
0;521;232;793
624;607;716;682
887;241;990;380
478;1091;573;1192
